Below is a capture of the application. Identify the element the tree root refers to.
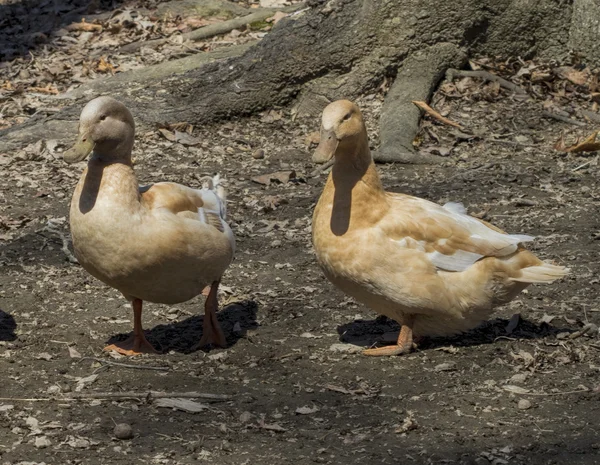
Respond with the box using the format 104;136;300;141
121;3;306;54
374;43;467;164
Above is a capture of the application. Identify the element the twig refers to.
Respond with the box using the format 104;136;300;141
0;398;55;402
519;388;590;397
78;357;170;371
121;3;306;53
412;100;464;129
542;111;586;127
446;68;528;95
310;158;334;177
572;156;598;172
36;223;78;264
0;391;232;403
447;162;499;180
64;391;232;401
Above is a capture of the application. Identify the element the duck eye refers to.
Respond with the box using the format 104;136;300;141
342;112;352;121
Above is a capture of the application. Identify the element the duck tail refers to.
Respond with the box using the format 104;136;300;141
199;174;227;220
511;262;570;284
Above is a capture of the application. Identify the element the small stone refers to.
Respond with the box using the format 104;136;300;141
35;436;51;448
239;411;252;423
113;423;134;440
510;373;528;383
434;362;456;372
222;440;233;452
517;399;532;410
252;149;265;159
329;343;362;354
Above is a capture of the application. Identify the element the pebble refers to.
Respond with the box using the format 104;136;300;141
35;436;51;449
434;362;456;372
252;149;265;159
510;373;528;383
239;411;252;423
517;399;532;410
329;343;362;354
114;423;134;440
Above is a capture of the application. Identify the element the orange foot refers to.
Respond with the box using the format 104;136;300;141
363;341;416;357
363;317;417;357
104;333;160;356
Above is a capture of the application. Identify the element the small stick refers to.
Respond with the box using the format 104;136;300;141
310;158;334;177
542;111;586;127
412;101;464;129
0;398;54;402
516;388;590;397
36;224;78;264
78;357;170;372
64;391;232;401
445;68;527;95
447;162;499;180
572;157;597;172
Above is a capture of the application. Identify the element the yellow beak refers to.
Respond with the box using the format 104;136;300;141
63;132;94;164
312;128;338;164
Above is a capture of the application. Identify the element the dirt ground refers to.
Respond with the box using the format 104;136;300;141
2;2;600;465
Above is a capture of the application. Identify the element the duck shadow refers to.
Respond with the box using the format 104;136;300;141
337;315;573;351
106;300;259;354
0;309;17;342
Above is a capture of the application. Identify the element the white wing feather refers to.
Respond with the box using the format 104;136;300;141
395;201;534;272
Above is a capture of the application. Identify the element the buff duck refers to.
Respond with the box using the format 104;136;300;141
64;96;235;355
312;100;569;356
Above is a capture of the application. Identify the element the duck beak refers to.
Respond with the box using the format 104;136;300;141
312;128;338;164
64;132;94;164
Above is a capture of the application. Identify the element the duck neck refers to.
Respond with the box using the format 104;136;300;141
327;135;386;235
77;156;140;215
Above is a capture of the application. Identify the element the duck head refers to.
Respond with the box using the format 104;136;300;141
64;96;135;164
313;99;367;164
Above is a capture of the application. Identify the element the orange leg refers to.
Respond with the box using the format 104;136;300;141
196;281;227;349
104;299;159;356
363;314;417;356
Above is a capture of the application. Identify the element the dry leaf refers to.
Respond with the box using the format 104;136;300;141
66;20;102;32
251;170;296;185
554;66;590;87
556;130;600;153
68;346;82;359
96;57;117;74
158;128;177;142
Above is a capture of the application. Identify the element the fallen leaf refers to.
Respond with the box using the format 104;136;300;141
258;417;287;432
96;57;117;74
554;66;590;87
68;346;82;358
560;130;600;153
158;128;177;142
66;20;102;32
174;131;201;146
75;374;98;392
251;170;296;185
295;405;319;415
36;352;53;361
